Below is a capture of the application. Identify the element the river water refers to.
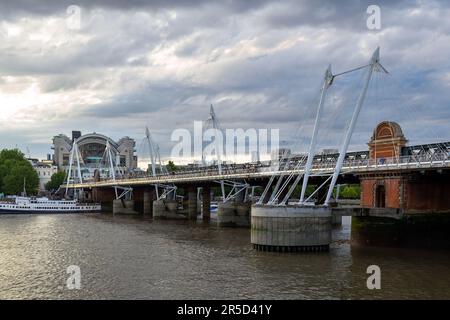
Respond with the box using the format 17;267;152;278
0;214;449;299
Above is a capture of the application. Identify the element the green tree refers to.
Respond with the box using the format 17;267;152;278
340;185;361;199
0;148;39;195
45;171;67;191
0;149;25;190
166;160;178;172
0;149;26;163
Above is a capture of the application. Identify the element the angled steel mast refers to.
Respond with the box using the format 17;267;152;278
205;105;249;202
257;47;387;207
145;126;176;200
299;65;334;204
324;47;386;206
207;104;226;201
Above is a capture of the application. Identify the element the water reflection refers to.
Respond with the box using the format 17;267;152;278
0;214;449;299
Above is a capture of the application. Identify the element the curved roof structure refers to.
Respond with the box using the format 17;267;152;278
76;133;119;151
371;121;405;141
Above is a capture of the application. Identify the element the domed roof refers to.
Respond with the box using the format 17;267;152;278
371;121;405;141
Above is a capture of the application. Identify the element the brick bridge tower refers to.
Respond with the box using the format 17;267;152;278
361;121;407;209
354;121;450;247
359;121;449;214
368;121;407;160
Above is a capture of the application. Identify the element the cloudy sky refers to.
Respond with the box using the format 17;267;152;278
0;0;449;163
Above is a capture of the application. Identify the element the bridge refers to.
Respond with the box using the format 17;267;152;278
62;47;450;251
67;152;449;188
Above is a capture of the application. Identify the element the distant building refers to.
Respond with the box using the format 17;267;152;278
27;158;40;166
271;148;291;161
71;130;82;142
52;132;138;180
35;163;58;191
321;148;339;155
27;158;58;192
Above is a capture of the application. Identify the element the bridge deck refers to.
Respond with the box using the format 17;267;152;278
65;157;450;189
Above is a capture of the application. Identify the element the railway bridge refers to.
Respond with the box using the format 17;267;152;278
64;48;450;249
66;121;450;225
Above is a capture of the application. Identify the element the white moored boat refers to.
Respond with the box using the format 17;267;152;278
0;196;101;214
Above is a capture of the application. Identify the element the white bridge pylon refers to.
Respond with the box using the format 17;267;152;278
204;104;250;203
65;138;83;198
64;137;132;200
324;47;387;205
258;65;334;206
104;140;132;200
145;126;177;201
260;47;387;207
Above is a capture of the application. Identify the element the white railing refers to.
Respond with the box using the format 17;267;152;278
67;152;450;188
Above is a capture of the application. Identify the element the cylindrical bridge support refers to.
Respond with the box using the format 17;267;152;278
251;205;332;252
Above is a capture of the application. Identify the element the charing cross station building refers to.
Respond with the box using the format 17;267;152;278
52;131;138;180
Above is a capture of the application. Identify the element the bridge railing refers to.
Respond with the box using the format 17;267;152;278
341;152;449;170
81;151;449;184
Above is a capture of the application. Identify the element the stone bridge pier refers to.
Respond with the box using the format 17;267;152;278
201;185;211;221
216;187;252;227
152;198;179;219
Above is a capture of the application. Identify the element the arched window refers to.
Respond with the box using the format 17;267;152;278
377;127;393;139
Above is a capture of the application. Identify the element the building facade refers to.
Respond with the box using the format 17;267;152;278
27;158;58;192
359;121;450;213
35;163;58;192
52;131;138;180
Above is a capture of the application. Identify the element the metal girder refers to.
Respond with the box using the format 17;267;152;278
213;179;250;202
114;186;133;200
155;184;177;200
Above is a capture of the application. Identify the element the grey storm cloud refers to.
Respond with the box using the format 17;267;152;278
0;0;449;161
0;0;271;20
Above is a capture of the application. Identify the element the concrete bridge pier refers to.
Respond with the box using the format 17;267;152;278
142;189;157;216
217;200;251;227
202;186;211;221
332;214;343;226
251;205;332;252
143;191;152;216
112;199;138;215
152;199;179;219
187;186;198;220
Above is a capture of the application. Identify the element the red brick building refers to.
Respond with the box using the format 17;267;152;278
359;121;449;213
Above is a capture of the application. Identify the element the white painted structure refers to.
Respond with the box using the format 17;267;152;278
0;196;101;213
34;164;58;191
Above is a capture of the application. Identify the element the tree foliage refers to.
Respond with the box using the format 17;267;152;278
339;185;361;199
0;149;39;195
45;171;67;191
166;160;178;172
